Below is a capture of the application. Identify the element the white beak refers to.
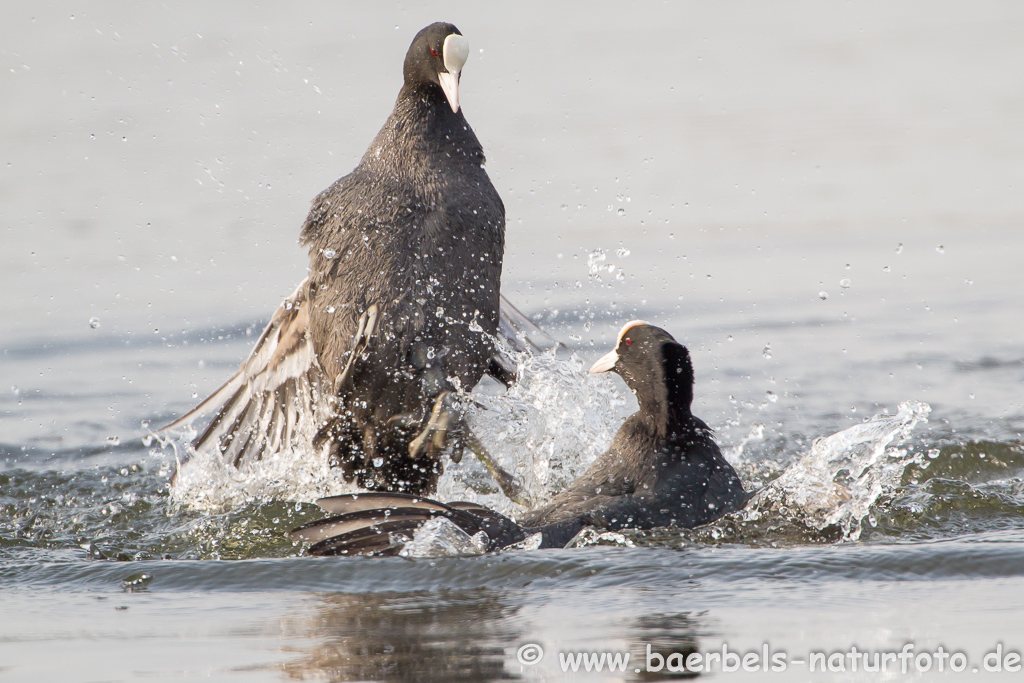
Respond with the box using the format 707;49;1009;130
589;348;619;374
437;70;461;113
438;33;469;113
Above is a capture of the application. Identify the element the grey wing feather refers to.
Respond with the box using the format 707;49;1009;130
315;492;453;515
497;294;564;353
289;508;449;544
157;278;327;467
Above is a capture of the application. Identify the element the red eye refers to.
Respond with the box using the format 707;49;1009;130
625;338;632;346
431;48;438;56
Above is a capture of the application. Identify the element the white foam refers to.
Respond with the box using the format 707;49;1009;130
748;400;931;540
398;516;488;558
161;405;359;511
436;346;631;518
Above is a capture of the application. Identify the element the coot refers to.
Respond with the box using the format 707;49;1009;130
162;23;521;496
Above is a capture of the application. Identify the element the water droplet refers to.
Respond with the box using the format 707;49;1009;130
964;279;973;285
936;245;945;254
323;248;336;259
614;271;625;281
726;335;733;342
373;457;384;468
326;306;336;313
616;247;630;258
89;317;100;329
765;391;778;403
839;278;851;289
468;319;483;333
120;573;152;592
895;243;903;254
587;249;607;277
616;208;625;216
882;265;890;272
818;291;829;300
762;345;772;359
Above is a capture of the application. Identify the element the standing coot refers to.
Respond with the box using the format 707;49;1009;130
161;23;511;495
289;322;750;555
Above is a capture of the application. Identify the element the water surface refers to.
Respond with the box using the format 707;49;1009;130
3;2;1024;681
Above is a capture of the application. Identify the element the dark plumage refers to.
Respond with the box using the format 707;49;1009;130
161;23;518;495
290;322;749;556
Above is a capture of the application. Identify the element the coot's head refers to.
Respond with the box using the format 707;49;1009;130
590;321;695;420
403;22;471;113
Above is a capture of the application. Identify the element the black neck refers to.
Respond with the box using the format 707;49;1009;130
633;341;694;437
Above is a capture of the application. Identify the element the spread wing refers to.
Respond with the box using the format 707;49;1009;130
497;294;563;353
158;278;327;467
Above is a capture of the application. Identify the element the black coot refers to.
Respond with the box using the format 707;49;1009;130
161;23;516;495
289;322;749;555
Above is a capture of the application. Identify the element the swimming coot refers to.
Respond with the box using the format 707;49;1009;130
289;322;749;555
161;23;519;495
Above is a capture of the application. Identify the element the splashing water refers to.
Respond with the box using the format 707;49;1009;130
747;400;931;540
398;517;489;558
567;529;636;548
437;347;630;517
161;330;930;549
160;405;360;511
161;346;629;515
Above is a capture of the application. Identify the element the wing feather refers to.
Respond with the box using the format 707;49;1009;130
497;294;563;353
158;278;325;468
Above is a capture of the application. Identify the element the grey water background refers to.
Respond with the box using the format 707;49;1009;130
3;2;1024;681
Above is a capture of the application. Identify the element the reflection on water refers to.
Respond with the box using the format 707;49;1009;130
278;590;710;683
629;613;702;681
280;591;523;682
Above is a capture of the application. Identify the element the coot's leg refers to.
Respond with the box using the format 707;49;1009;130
406;392;524;503
332;304;379;395
463;428;524;504
407;391;455;460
